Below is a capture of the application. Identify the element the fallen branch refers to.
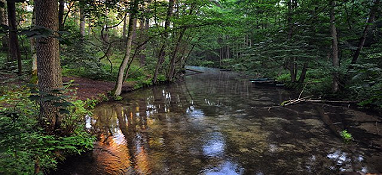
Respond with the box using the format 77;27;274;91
281;97;357;106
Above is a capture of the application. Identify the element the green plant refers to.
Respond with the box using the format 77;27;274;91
340;130;353;143
0;86;95;174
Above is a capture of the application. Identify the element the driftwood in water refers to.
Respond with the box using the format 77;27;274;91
282;97;356;106
315;106;342;137
185;68;204;76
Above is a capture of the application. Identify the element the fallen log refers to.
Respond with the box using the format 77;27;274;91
281;97;357;106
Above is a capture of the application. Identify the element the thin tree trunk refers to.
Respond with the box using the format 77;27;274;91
0;0;8;52
330;0;339;93
122;14;127;40
31;7;37;84
79;1;85;38
351;0;380;65
298;62;308;83
139;18;149;67
153;0;174;84
182;44;195;69
168;28;186;81
58;0;65;30
7;1;22;75
35;0;63;133
113;0;138;97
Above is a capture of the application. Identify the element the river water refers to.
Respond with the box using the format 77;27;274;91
54;67;382;174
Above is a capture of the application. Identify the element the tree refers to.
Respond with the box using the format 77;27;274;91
35;0;63;133
153;0;174;84
80;0;86;38
351;0;380;65
7;0;22;75
59;0;65;30
330;0;339;93
0;0;7;52
113;0;139;97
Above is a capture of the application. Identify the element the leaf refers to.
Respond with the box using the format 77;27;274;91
59;108;70;114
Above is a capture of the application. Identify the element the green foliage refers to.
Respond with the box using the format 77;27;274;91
340;130;353;143
349;63;382;108
0;87;95;174
276;73;290;83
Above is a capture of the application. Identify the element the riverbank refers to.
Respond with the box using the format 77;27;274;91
0;73;134;101
62;76;134;101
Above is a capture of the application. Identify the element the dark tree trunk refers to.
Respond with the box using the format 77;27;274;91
7;1;22;75
35;0;63;133
351;0;380;65
0;0;8;52
330;0;339;93
298;62;308;83
58;0;65;30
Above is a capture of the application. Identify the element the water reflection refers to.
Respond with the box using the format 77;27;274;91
54;67;382;174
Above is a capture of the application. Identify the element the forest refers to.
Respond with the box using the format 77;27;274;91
0;0;381;174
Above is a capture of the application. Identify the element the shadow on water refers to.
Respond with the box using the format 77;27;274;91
54;66;382;174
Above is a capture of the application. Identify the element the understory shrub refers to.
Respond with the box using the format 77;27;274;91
0;86;95;174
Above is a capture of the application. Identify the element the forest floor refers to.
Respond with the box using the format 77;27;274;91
0;72;133;101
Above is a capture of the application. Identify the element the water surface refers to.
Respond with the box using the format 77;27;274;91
55;67;382;174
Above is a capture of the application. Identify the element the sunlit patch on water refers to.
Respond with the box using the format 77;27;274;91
327;149;368;173
203;132;225;157
187;106;205;119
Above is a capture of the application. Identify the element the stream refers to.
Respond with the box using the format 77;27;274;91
54;67;382;174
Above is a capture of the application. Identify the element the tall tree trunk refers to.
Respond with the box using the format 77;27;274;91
7;1;22;75
287;0;297;82
35;0;63;133
139;18;149;67
0;0;8;52
58;0;65;30
79;1;85;38
330;0;339;93
153;0;174;84
113;0;138;97
351;0;380;65
31;7;37;84
122;14;127;40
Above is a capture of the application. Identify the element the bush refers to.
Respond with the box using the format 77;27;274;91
0;86;95;174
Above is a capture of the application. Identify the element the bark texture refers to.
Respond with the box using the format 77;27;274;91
35;0;63;133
